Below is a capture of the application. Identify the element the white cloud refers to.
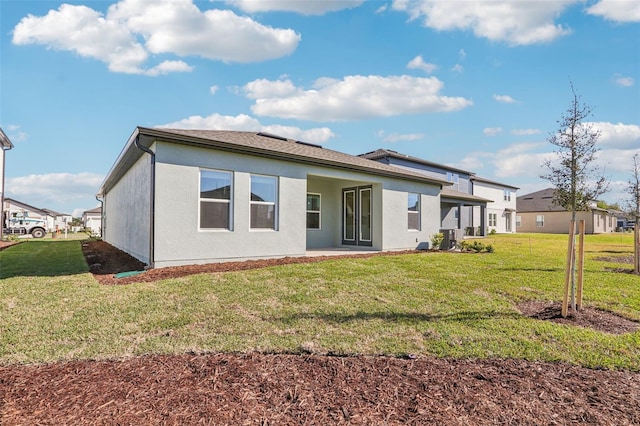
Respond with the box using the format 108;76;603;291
156;113;334;144
613;74;635;87
12;0;300;74
6;173;104;212
378;131;424;143
458;49;466;60
2;125;28;143
391;0;575;45
451;64;464;73
589;122;640;149
209;85;219;95
586;0;640;23
511;128;542;136
493;94;517;104
228;0;365;15
483;127;503;136
244;75;473;121
407;55;438;73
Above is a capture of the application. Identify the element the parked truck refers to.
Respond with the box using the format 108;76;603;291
3;213;47;238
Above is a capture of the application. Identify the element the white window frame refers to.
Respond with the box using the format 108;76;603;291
504;190;511;202
536;215;544;227
407;193;420;231
250;174;278;230
199;169;233;231
516;215;521;227
307;193;321;230
488;213;497;227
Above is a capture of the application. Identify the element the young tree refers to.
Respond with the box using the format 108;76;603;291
540;83;608;315
625;153;640;274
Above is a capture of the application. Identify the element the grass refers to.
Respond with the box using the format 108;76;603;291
0;233;639;370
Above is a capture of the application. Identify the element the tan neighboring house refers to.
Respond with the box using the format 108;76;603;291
516;188;617;234
82;207;102;236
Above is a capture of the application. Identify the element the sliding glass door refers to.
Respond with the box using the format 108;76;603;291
342;186;372;246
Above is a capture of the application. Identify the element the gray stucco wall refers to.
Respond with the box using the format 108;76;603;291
153;143;307;267
103;152;152;264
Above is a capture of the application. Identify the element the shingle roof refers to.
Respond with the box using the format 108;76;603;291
99;127;452;196
359;148;474;176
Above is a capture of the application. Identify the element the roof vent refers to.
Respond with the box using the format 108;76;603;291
257;132;288;142
295;140;322;149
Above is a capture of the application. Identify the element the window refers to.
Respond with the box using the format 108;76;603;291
200;169;232;230
536;215;544;227
446;172;459;190
516;215;521;228
408;193;420;230
488;213;497;227
251;175;278;229
307;193;321;230
504;190;511;201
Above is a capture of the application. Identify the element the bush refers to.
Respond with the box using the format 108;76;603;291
460;240;494;253
430;232;444;250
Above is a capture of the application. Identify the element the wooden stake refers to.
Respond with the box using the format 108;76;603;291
576;220;585;311
562;220;576;318
635;225;640;275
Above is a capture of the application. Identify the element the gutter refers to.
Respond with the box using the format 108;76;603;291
134;136;156;268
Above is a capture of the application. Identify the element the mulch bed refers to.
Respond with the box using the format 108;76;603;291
1;240;639;424
2;353;639;425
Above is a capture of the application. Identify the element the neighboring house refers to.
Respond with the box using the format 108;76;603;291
97;127;453;268
360;149;517;237
42;208;73;231
471;176;519;234
0;128;14;241
3;197;49;230
82;207;102;235
516;188;617;234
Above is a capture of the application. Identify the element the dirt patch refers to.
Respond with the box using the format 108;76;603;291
1;353;639;425
518;300;640;335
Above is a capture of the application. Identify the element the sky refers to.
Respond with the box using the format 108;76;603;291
1;0;639;218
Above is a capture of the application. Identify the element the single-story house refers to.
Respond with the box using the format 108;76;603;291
0;128;14;241
516;188;617;234
97;127;453;268
359;149;518;237
82;207;102;235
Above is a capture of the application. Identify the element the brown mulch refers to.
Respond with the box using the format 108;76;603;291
2;353;639;425
1;240;639;424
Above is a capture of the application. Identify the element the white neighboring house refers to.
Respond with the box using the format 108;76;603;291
0;128;14;241
471;176;518;234
82;207;102;236
42;208;73;232
97;127;453;268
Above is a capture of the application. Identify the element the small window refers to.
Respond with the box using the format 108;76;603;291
200;169;232;230
536;215;544;227
307;193;321;230
516;215;521;227
251;175;278;230
446;172;459;190
408;193;420;230
504;190;511;201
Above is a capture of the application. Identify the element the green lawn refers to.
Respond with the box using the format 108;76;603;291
1;233;638;370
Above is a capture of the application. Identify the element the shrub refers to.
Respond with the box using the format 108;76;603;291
430;232;444;250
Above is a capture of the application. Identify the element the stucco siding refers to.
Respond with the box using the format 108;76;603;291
103;152;151;263
473;182;517;233
153;143;307;267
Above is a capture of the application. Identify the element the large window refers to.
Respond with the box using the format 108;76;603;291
408;193;420;230
251;175;278;229
488;213;497;227
536;215;544;227
307;193;321;230
200;169;232;230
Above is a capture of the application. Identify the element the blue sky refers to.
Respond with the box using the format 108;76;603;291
1;0;639;217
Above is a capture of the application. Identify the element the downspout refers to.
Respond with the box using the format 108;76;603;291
134;136;156;268
95;195;104;238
